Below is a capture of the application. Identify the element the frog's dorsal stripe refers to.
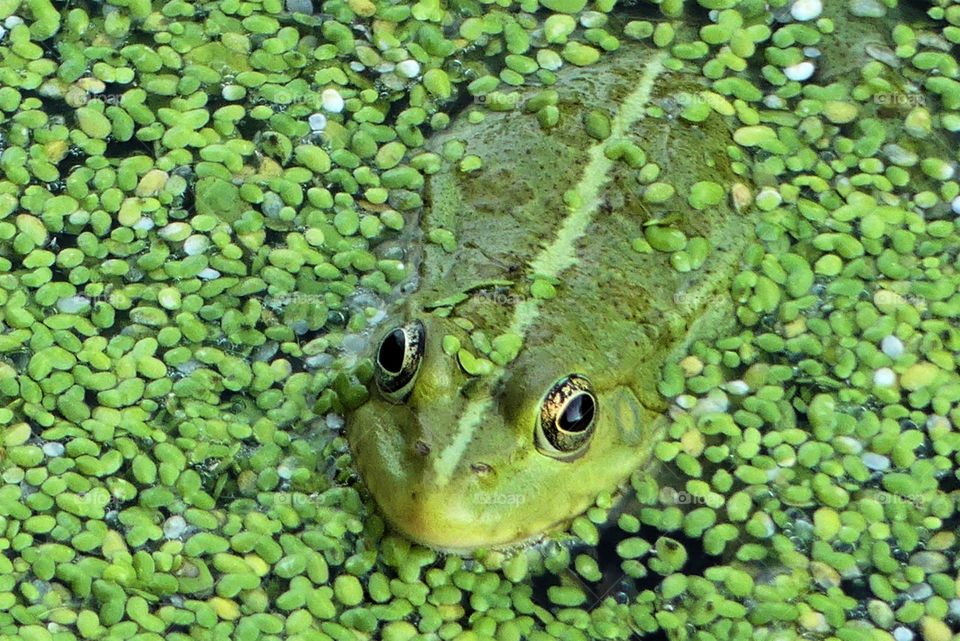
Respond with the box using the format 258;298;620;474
432;51;669;487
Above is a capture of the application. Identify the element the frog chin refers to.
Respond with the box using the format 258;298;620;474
369;475;586;553
379;488;532;552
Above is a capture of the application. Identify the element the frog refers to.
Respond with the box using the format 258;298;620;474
345;40;758;552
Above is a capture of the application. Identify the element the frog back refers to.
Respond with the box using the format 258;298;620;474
417;43;754;406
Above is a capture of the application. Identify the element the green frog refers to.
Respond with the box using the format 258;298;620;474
346;41;756;552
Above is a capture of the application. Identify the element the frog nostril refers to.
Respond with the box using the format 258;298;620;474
460;378;485;399
414;440;431;455
470;462;492;475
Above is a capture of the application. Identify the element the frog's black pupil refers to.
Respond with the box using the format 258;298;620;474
559;394;595;432
378;329;406;374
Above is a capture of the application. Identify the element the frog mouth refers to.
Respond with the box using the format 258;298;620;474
367;481;559;553
352;438;598;552
350;446;530;550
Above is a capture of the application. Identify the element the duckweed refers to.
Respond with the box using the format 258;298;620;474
2;1;960;641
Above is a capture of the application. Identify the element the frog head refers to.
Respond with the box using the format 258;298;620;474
347;314;665;551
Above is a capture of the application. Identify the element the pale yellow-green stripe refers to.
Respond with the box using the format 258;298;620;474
432;51;668;486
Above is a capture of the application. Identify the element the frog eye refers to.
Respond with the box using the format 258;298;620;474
535;374;597;459
375;320;425;401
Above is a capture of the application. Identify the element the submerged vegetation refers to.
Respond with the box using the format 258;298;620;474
1;0;960;640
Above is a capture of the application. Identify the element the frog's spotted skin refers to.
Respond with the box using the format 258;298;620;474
347;42;757;552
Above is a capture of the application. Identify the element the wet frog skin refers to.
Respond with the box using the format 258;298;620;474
346;41;756;552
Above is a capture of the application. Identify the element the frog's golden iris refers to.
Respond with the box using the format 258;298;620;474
373;320;424;401
346;43;756;551
534;374;597;460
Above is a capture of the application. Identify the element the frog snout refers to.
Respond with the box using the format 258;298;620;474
408;434;496;481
